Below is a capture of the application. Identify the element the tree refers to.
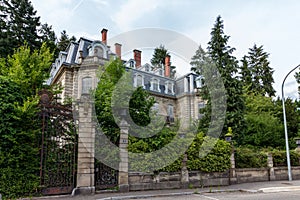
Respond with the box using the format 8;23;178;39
241;44;275;96
57;30;77;52
240;94;285;148
190;45;210;75
0;43;53;95
0;44;53;198
239;55;252;90
94;58;155;144
151;45;170;68
206;15;245;139
0;0;57;58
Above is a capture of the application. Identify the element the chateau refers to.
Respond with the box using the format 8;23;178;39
47;28;204;128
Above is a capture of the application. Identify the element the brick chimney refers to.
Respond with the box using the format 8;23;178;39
164;55;171;77
115;43;122;59
101;28;108;44
133;49;141;68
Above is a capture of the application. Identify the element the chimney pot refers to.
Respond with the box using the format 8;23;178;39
133;49;142;68
101;28;108;44
115;43;122;59
164;55;171;77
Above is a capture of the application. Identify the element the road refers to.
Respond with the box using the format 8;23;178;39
128;191;300;200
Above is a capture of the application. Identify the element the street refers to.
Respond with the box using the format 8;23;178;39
128;191;300;200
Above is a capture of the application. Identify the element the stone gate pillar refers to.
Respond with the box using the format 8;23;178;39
267;153;276;181
118;118;129;192
73;94;95;195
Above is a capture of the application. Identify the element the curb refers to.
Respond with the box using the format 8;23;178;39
96;189;260;200
258;186;300;193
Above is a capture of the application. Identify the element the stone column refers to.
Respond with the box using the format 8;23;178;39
181;153;189;188
119;119;129;192
267;153;276;181
229;149;237;184
73;94;95;195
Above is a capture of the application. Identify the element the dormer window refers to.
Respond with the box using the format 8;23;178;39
150;78;160;92
94;46;104;57
134;74;144;88
130;60;135;68
145;65;150;72
165;81;174;95
159;69;163;76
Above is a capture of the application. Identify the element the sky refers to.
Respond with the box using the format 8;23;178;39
31;0;300;98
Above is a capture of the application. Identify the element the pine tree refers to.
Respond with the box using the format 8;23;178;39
150;45;170;69
207;16;245;139
190;45;210;75
57;30;77;52
0;0;56;58
242;44;275;96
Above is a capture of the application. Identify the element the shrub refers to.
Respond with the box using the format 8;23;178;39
235;147;268;168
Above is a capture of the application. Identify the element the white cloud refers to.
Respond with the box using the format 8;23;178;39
111;0;160;31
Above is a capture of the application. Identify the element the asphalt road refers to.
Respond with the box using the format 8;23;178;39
129;191;300;200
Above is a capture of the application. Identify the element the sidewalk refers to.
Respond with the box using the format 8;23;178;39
25;180;300;200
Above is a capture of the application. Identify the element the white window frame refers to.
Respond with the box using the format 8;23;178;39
133;73;145;88
165;81;175;95
150;78;161;92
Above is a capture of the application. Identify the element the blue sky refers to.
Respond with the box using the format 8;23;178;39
31;0;300;98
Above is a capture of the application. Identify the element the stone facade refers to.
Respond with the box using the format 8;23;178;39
46;28;204;193
47;28;204;129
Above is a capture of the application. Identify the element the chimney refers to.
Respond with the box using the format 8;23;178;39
115;43;122;59
164;55;171;77
101;28;108;44
133;49;142;68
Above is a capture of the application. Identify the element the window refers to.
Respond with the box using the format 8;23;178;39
166;104;174;124
145;65;150;72
134;74;144;88
137;75;143;86
82;77;92;94
167;104;174;117
130;60;135;68
165;81;174;94
94;46;104;57
151;78;160;92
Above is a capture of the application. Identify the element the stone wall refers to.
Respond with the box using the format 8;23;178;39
127;167;300;191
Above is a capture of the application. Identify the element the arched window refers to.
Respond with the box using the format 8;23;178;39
167;104;174;117
145;65;150;72
165;81;174;94
82;77;92;94
134;74;144;88
151;78;160;92
94;46;104;58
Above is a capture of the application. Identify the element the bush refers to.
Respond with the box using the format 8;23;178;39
235;147;268;168
271;149;300;167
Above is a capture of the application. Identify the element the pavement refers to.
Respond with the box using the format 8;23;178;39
24;180;300;200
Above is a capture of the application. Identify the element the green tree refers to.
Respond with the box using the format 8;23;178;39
0;0;57;58
239;55;252;90
57;30;77;52
0;44;53;199
295;70;300;99
150;45;169;68
206;15;245;139
94;58;155;144
240;94;285;148
0;43;53;95
242;44;275;96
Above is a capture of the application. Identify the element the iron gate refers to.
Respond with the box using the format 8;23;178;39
39;90;77;195
95;160;118;190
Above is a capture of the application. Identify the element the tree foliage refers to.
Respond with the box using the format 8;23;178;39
240;44;275;96
94;58;155;144
0;44;52;199
205;15;245;138
0;0;56;58
57;30;77;52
